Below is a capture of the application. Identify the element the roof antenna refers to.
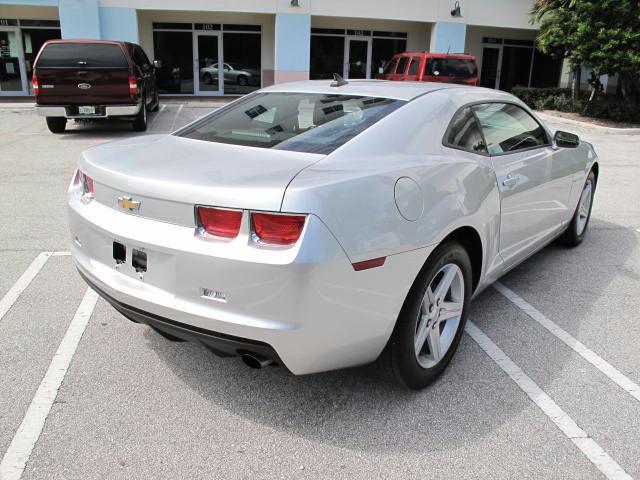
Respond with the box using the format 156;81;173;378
330;73;349;87
446;45;451;54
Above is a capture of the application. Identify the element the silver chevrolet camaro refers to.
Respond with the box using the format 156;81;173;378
68;80;598;389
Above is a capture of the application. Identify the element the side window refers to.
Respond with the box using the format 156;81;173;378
132;46;149;69
382;57;398;75
473;103;549;154
445;107;487;154
396;56;409;75
407;57;420;75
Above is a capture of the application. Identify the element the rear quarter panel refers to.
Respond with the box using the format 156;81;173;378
282;89;502;285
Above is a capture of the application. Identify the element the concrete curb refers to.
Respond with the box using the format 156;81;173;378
537;111;640;135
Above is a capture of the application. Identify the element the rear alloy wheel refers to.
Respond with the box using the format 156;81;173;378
560;170;596;247
46;117;66;134
375;242;472;389
132;98;148;132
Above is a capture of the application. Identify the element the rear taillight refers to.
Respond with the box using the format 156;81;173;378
196;206;243;239
251;212;306;246
32;73;39;95
82;173;95;199
128;75;138;96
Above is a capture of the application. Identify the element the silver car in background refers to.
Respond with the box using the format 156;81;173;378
68;80;598;389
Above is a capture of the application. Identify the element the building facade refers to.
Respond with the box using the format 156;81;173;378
0;0;567;96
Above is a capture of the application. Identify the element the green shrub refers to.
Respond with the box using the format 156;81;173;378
511;86;639;124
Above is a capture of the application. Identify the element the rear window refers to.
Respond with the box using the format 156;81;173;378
427;58;478;78
36;43;128;68
178;92;406;155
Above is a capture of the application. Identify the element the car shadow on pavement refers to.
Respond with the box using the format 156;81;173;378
52;115;165;140
144;218;637;453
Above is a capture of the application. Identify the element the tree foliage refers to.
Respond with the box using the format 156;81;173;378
531;0;640;95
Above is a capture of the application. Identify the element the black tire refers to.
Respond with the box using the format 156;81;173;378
237;75;249;87
132;98;148;132
203;72;213;85
150;90;160;112
46;117;66;134
559;170;596;247
374;241;472;389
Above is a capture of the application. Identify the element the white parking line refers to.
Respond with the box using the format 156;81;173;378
51;251;72;257
0;287;99;480
494;282;640;403
0;252;52;323
466;321;632;480
169;104;183;132
148;103;167;130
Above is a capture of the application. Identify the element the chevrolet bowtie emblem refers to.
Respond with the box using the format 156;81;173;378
117;196;141;211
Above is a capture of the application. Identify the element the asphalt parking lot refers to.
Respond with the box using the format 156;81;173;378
1;101;639;480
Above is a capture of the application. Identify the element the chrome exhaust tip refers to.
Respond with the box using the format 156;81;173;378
240;352;273;369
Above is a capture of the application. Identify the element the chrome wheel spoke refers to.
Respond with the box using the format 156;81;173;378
438;301;463;321
414;314;430;354
427;323;442;362
432;265;457;302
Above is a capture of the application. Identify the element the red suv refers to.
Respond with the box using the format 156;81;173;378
376;52;479;86
33;40;159;133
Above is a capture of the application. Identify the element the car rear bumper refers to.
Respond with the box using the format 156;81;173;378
68;194;429;375
36;103;141;118
78;267;286;367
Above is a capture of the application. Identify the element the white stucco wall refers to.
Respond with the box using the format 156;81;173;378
101;0;536;30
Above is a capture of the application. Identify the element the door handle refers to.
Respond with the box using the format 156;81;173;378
502;175;518;188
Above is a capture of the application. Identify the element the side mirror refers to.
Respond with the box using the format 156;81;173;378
153;59;162;69
378;67;384;74
554;130;579;148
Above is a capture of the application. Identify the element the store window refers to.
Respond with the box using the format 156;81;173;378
310;35;344;80
223;30;261;94
153;29;194;94
0;30;22;91
152;22;262;95
310;29;407;80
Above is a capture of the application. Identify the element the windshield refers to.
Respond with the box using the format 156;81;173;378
177;92;406;155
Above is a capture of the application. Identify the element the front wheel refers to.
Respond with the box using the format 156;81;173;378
375;242;472;389
560;170;596;247
132;98;148;132
46;117;66;134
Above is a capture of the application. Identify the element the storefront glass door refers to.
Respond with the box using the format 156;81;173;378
344;37;371;79
0;27;28;95
194;32;223;95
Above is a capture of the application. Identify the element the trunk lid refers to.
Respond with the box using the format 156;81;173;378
35;41;132;105
79;135;322;226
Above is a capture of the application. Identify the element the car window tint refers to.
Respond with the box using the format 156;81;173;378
134;46;150;68
396;56;409;74
445;107;487;153
443;58;478;78
407;57;420;75
472;103;548;154
383;57;398;74
178;92;406;155
36;43;128;68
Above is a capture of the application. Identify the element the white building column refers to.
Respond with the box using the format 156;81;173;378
429;21;467;54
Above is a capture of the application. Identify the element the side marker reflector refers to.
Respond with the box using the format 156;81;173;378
352;257;386;271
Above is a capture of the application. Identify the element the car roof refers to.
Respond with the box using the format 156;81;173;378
263;80;498;102
396;52;476;60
